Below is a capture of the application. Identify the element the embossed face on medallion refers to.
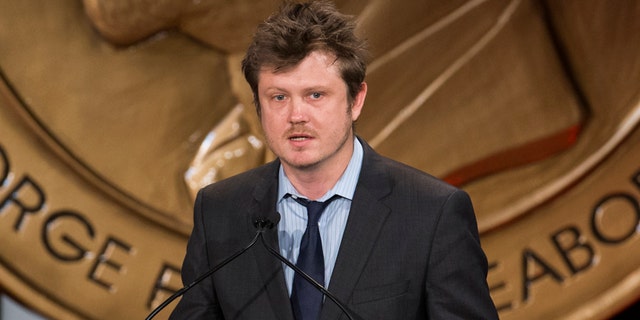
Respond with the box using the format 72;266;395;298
1;0;640;319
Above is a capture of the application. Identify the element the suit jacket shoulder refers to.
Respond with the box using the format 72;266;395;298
327;138;498;319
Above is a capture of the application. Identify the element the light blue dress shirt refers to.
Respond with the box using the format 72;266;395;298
277;138;363;295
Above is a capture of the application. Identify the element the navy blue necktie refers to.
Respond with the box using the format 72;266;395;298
290;195;340;320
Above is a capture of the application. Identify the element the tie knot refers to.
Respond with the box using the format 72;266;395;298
289;194;340;226
305;201;326;224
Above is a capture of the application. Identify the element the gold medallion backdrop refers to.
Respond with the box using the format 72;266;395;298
1;0;639;319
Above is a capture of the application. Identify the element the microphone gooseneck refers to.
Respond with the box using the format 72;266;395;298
145;214;361;320
257;229;361;320
145;217;275;320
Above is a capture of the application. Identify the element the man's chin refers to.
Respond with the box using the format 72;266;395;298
280;155;320;171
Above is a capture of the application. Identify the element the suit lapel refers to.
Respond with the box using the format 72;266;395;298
248;160;296;320
321;141;392;320
247;140;392;320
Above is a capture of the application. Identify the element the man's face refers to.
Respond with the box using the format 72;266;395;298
257;51;366;173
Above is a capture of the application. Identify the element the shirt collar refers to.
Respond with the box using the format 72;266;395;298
278;137;363;203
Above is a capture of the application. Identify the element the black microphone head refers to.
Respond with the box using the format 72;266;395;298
253;212;281;231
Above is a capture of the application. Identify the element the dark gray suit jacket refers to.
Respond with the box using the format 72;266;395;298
170;139;498;319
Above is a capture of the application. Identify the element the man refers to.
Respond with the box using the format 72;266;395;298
170;1;498;319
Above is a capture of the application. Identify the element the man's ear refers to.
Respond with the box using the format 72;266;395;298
351;82;367;121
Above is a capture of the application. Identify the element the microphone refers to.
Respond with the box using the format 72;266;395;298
145;216;278;320
145;213;362;320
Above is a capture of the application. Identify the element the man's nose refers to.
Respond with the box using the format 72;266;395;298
288;98;308;123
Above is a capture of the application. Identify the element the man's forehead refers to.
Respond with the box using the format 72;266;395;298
260;51;340;73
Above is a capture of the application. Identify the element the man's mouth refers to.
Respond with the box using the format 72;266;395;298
289;134;312;141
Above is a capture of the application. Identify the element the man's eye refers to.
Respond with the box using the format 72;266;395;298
310;92;322;99
274;95;285;101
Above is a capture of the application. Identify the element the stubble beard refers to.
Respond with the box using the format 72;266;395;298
263;103;355;173
274;120;354;173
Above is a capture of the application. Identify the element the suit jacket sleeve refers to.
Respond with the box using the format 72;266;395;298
426;189;498;319
169;188;224;319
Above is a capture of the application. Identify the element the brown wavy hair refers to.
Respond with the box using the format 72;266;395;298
241;0;369;115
